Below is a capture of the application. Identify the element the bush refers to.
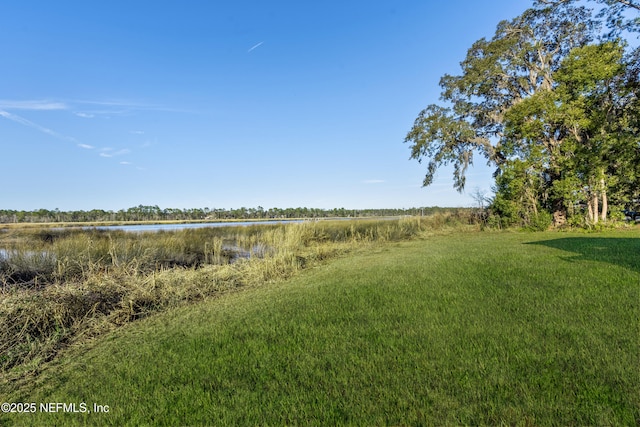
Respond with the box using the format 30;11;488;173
484;214;503;230
608;206;626;222
525;211;553;231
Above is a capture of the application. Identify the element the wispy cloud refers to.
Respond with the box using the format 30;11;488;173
0;99;150;173
71;99;151;108
68;99;196;115
248;41;264;53
0;110;76;142
1;98;197;119
99;147;131;158
0;100;67;110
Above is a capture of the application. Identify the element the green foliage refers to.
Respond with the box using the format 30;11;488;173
405;5;597;190
484;38;638;227
607;205;627;221
406;2;639;228
536;0;640;34
490;159;547;228
525;211;553;231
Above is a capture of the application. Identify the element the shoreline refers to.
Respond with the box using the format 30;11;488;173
0;216;409;230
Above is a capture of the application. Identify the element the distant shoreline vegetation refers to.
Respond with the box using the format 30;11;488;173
0;206;462;225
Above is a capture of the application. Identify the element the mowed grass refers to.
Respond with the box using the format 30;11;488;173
3;230;639;426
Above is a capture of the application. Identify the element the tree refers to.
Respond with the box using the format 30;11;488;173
406;3;640;227
536;1;640;222
535;0;639;34
503;40;638;224
405;5;598;225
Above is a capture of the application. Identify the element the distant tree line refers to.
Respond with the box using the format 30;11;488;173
0;205;455;224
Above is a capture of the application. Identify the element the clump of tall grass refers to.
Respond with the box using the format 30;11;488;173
0;214;468;377
0;249;57;288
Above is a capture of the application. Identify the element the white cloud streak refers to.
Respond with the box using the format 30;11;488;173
0;110;76;142
67;99;196;115
248;41;264;53
1;99;149;169
99;148;131;157
0;100;67;110
1;98;197;118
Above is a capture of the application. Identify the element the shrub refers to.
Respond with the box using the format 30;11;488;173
525;211;553;231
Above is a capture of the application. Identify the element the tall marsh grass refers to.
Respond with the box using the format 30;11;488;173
0;214;472;377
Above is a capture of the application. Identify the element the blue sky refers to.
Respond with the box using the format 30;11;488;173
2;0;533;211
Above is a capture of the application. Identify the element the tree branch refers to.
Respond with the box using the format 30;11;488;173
537;0;639;9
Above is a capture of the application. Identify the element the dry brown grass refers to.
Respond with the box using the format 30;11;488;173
0;213;474;381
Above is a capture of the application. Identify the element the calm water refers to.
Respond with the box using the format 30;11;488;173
86;219;305;232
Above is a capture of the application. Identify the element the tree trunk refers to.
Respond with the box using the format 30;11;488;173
593;192;599;224
600;178;608;222
548;170;566;227
552;199;566;227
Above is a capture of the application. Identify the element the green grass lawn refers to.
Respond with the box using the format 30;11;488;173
2;230;639;426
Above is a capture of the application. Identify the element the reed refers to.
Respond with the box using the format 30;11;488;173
0;214;471;377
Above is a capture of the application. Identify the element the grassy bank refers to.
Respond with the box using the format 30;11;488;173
2;228;638;425
0;215;468;381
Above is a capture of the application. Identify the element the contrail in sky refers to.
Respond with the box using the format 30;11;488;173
248;41;264;53
0;100;66;110
0;110;75;142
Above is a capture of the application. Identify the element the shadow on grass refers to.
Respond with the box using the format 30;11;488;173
526;237;640;273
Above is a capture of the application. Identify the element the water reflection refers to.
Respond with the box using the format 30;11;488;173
85;219;304;232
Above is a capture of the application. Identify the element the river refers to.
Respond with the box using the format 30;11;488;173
84;219;305;232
